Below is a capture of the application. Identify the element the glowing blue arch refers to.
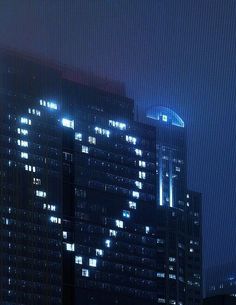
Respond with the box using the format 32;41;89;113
146;106;185;128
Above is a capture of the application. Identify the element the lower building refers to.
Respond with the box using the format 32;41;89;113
203;295;236;305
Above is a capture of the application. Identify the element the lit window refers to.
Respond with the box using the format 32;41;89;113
20;117;31;125
82;269;89;277
134;148;142;156
115;220;123;228
17;128;28;135
47;101;57;110
128;201;136;209
82;145;89;154
36;190;46;198
158;298;166;304
186;193;190;198
21;152;28;159
125;135;137;145
25;165;36;172
95;127;110;137
169;274;176;280
33;178;41;185
109;229;117;237
50;216;61;224
132;191;139;199
109;120;126;130
139;171;146;179
176;166;181;172
157;273;165;278
62;118;74;129
66;243;75;252
63;231;67;239
162;115;168;122
157;238;164;244
75;133;82;141
75;256;83;265
17;140;28;147
135;181;143;189
123;210;130;218
138;160;146;168
96;249;103;256
88;136;96;145
169;257;176;262
189;248;194;253
89;258;97;267
105;239;111;248
28;108;41;116
145;226;150;234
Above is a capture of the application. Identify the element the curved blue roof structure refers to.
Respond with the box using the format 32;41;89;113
146;106;184;128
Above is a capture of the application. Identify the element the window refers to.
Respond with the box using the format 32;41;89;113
63;231;67;239
36;190;46;198
135;181;143;189
62;118;74;129
139;171;146;179
123;210;130;218
33;178;41;185
109;229;117;237
66;243;75;252
169;257;176;262
88;136;96;145
115;220;123;228
169;274;176;280
17;128;28;135
82;269;89;277
109;120;126;130
75;133;82;141
50;216;61;224
40;99;58;110
132;191;139;199
105;239;111;248
25;165;36;172
75;256;83;265
125;135;137;145
20;117;31;125
28;108;41;116
96;249;103;256
135;148;142;156
128;201;136;209
145;226;150;234
138;160;146;168
17;140;28;147
95;127;110;137
157;273;165;278
21;152;28;159
82;145;89;154
89;258;97;267
162;114;168;122
176;166;181;172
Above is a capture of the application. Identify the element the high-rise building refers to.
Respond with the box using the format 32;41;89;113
0;51;202;305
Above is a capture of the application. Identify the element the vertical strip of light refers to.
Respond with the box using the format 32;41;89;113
169;150;173;208
159;150;163;206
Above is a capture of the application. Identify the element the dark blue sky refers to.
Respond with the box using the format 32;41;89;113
0;0;235;272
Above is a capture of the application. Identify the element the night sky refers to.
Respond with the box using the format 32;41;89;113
0;0;235;275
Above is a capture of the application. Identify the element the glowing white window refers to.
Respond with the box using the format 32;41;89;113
21;152;28;159
89;258;97;267
75;133;82;141
139;171;146;179
123;210;130;218
62;118;74;129
66;243;75;252
96;249;103;256
169;274;176;280
17;128;28;135
157;273;165;278
82;145;89;154
109;120;126;130
128;201;136;209
50;216;61;224
135;148;142;156
176;166;181;172
82;269;89;277
95;127;110;137
125;135;137;145
17;140;28;147
105;239;111;248
135;181;143;189
169;257;176;262
109;229;117;237
75;256;83;265
63;231;67;239
20;117;31;125
145;226;150;234
138;160;146;168
115;220;123;228
189;248;194;253
132;191;139;199
33;178;41;185
162;115;168;122
47;101;57;110
36;190;46;198
88;136;96;145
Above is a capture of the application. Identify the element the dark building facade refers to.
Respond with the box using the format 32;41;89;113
0;51;202;305
203;295;236;305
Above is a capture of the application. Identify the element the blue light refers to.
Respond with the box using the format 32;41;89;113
146;106;184;128
62;118;74;129
123;210;130;218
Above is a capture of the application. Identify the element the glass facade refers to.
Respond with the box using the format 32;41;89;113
0;51;202;305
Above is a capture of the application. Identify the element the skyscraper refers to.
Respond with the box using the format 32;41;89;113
0;51;202;305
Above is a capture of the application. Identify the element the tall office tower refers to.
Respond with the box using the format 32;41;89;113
0;51;202;305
